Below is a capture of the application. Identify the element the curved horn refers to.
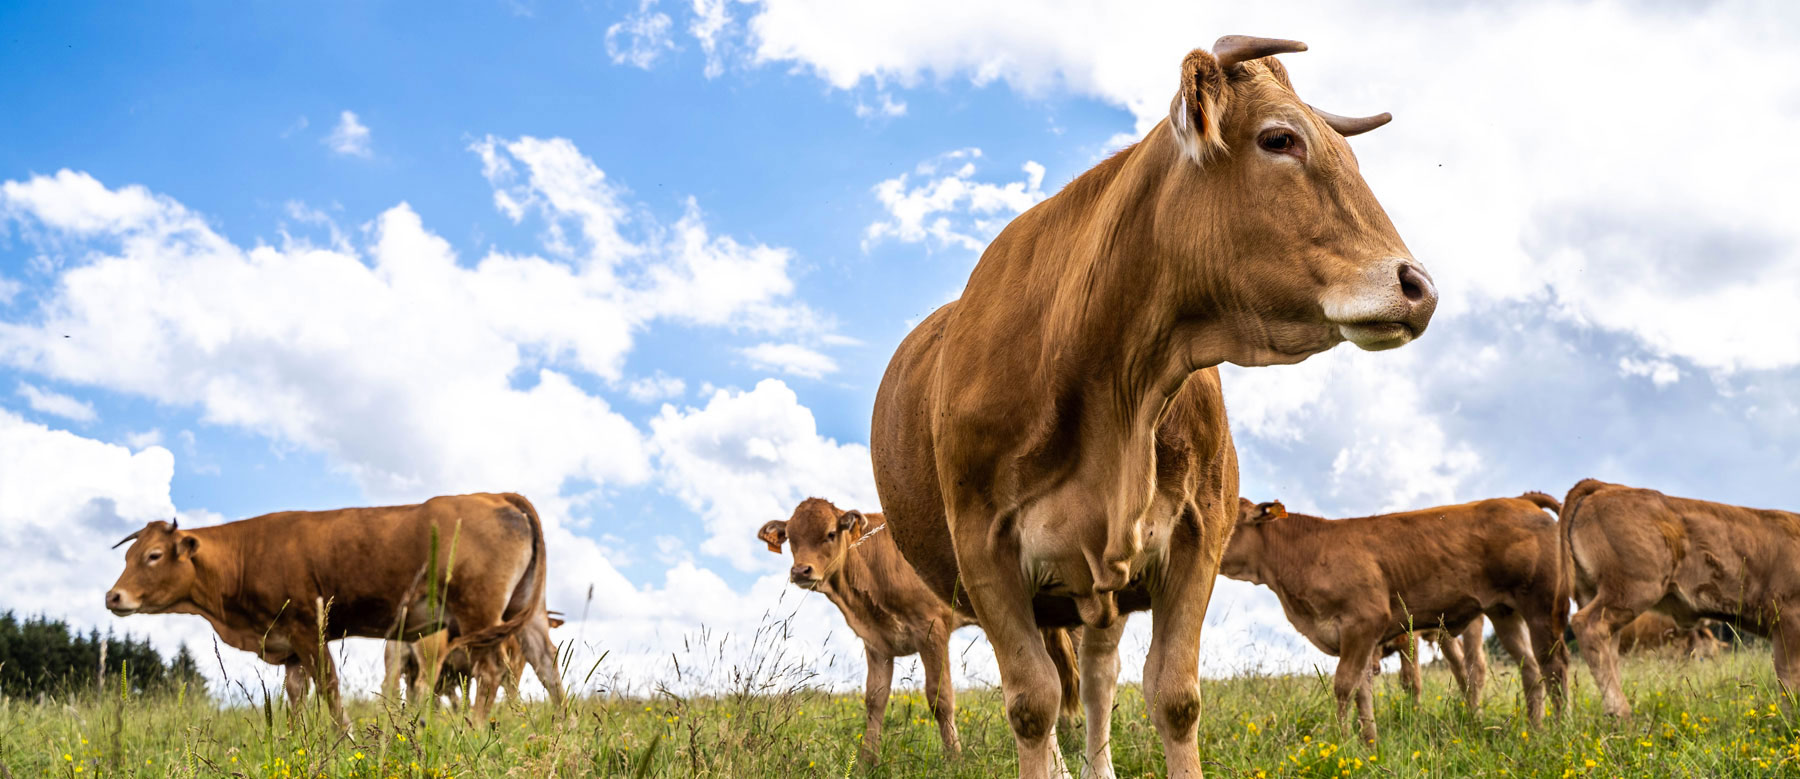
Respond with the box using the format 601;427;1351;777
1310;105;1393;136
112;529;144;549
170;516;178;531
1212;35;1307;71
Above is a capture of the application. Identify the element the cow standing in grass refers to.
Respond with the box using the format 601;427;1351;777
1222;495;1567;743
758;498;1080;764
105;492;563;726
1563;479;1799;717
383;612;564;710
872;34;1434;778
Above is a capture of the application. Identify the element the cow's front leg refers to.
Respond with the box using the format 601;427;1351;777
314;649;350;730
919;624;963;758
1142;533;1222;779
283;660;310;726
1079;619;1125;779
953;519;1070;779
1493;613;1544;727
1331;630;1380;744
1395;632;1423;705
1773;607;1800;715
861;648;895;764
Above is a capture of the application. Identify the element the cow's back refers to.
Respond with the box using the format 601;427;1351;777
872;303;963;607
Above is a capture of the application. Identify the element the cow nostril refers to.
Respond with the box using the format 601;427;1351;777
1397;263;1427;303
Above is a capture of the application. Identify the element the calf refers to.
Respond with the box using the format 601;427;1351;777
1222;494;1568;742
1376;617;1487;710
1614;613;1725;659
384;613;564;709
1563;479;1798;717
106;492;563;726
758;498;1078;764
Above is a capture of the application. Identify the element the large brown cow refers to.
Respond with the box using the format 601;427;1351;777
871;35;1434;778
105;492;563;726
757;498;1080;765
1221;495;1567;743
1563;479;1799;718
1376;617;1487;709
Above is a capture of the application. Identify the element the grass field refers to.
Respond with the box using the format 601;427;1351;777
3;646;1795;778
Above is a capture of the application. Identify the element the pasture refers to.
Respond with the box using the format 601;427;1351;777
3;646;1790;778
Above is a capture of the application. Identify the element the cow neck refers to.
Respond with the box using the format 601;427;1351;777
1259;513;1331;593
822;537;883;608
176;524;245;625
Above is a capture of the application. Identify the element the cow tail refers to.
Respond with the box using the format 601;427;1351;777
449;493;548;654
1520;491;1561;516
1043;627;1081;724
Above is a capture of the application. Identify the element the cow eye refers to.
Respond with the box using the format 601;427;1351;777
147;551;163;562
1258;129;1303;156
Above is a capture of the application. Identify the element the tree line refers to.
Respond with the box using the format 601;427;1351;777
0;611;206;698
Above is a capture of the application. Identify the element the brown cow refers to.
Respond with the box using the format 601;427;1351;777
757;498;1080;765
105;492;563;726
383;613;565;710
1220;494;1567;743
1375;617;1487;709
1563;479;1798;718
871;34;1434;778
1613;613;1726;658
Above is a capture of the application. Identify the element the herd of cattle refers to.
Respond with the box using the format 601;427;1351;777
94;34;1794;779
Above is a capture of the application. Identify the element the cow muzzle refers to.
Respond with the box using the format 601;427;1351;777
789;564;822;590
105;589;139;616
1323;258;1437;351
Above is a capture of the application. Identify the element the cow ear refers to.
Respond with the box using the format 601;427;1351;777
757;521;788;554
176;533;200;558
1256;501;1288;522
837;509;866;535
1169;48;1228;164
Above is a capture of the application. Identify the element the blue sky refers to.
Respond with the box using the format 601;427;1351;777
4;0;1800;693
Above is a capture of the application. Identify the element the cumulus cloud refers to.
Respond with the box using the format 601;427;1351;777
740;342;837;378
865;148;1047;252
606;0;676;69
16;381;97;423
324;111;372;158
650;379;879;572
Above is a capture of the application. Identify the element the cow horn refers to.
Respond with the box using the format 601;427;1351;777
1310;105;1393;137
112;529;143;549
170;517;178;531
1212;35;1308;71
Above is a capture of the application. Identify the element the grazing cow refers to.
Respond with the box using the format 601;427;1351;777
758;498;1080;764
1563;479;1799;717
1221;494;1567;743
1376;617;1487;709
383;613;565;710
871;34;1434;778
105;493;564;726
1614;613;1726;659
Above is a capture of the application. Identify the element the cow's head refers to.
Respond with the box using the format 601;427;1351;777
105;519;200;616
1163;35;1436;365
757;498;869;591
1219;498;1287;582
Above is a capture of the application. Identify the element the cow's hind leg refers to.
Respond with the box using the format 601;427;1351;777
1524;602;1570;717
469;646;506;724
1079;620;1125;779
1396;632;1423;706
283;661;310;726
1570;599;1646;718
1460;619;1488;716
920;624;963;758
1492;613;1545;727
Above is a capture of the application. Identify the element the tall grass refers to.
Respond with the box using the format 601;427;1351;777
1;639;1793;777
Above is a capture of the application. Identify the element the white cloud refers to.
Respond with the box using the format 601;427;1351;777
625;372;687;402
15;381;98;423
124;429;163;449
650;379;879;572
689;0;733;78
741;342;837;378
1619;356;1681;388
324;111;372;158
0;274;21;305
865;148;1047;251
606;0;676;69
854;92;907;119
